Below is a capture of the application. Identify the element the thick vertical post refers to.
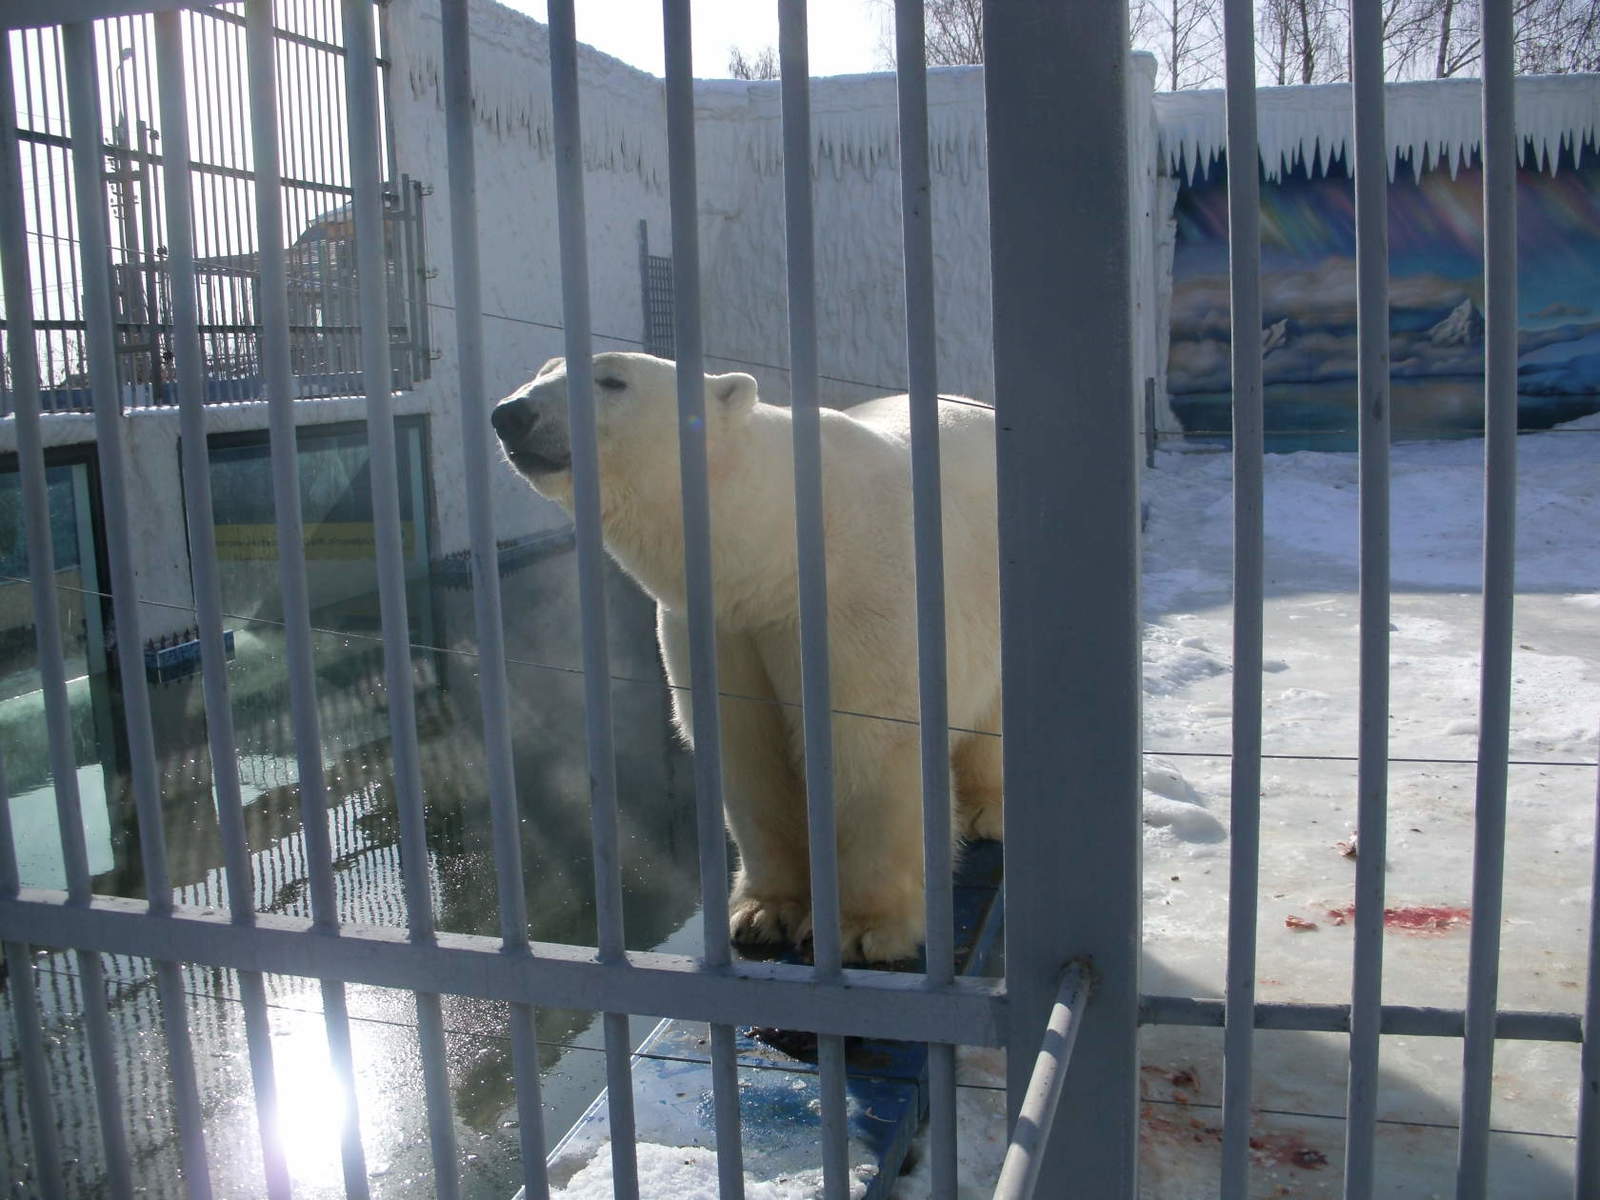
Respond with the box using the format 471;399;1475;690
1456;0;1518;1192
1344;2;1392;1197
985;3;1141;1196
1218;0;1264;1187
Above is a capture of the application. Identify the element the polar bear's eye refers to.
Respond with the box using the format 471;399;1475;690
596;377;627;392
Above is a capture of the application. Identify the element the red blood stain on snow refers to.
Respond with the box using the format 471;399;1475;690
1141;1108;1328;1170
1325;904;1470;933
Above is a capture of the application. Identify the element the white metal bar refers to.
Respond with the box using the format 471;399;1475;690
985;1;1142;1195
775;6;848;1195
1344;2;1393;1196
660;1;746;1192
1218;0;1264;1186
435;2;550;1193
63;23;214;1197
243;4;373;1190
1456;0;1518;1192
339;3;460;1195
543;3;637;1195
1577;733;1600;1196
992;964;1094;1200
152;15;289;1195
892;4;956;1193
0;888;1006;1042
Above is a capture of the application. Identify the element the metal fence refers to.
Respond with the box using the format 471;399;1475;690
0;0;429;416
0;2;1592;1200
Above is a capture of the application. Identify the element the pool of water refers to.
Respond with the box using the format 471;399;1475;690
0;541;708;1198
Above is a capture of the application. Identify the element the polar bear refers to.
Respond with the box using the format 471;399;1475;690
491;352;1001;963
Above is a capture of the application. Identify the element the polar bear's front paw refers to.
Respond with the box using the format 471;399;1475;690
797;910;923;965
729;895;808;948
957;788;1004;842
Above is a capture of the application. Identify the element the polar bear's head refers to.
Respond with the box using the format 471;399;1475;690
491;352;758;514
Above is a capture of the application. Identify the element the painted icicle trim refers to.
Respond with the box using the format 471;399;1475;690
1157;74;1600;183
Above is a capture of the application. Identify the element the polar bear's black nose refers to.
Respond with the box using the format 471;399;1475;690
491;398;537;445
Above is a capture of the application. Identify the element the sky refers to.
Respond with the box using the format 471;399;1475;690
496;0;888;78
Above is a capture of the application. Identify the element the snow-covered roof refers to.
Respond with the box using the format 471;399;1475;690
1156;73;1600;183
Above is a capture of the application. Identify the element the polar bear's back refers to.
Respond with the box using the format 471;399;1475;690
843;393;998;521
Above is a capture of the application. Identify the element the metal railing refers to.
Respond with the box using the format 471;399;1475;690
0;0;429;416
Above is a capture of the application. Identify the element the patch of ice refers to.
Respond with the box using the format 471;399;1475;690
1143;795;1227;843
556;1143;871;1199
1566;593;1600;610
1144;624;1231;696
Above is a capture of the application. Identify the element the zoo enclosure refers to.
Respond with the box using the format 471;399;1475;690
0;5;1593;1200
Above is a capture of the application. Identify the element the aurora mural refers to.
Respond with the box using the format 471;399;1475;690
1166;137;1600;446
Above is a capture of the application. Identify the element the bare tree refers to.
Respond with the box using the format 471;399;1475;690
870;0;982;65
727;44;779;80
1258;0;1347;82
1131;0;1226;88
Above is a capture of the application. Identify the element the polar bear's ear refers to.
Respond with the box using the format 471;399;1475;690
535;356;565;380
709;372;757;417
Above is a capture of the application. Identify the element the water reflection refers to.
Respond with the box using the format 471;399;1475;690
0;544;708;1197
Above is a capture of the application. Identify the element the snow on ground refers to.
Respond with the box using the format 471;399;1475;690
896;413;1600;1199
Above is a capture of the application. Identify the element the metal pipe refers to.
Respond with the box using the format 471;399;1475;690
993;964;1094;1200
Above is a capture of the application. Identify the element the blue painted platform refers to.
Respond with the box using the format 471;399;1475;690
540;840;1004;1198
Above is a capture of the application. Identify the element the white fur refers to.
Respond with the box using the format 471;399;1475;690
495;352;1002;963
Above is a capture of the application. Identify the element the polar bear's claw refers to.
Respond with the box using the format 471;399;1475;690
729;896;807;947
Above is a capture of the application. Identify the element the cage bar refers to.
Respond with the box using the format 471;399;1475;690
63;22;216;1196
1455;0;1519;1193
891;3;957;1193
1218;0;1264;1188
436;1;551;1193
1578;734;1600;1196
776;4;849;1195
339;1;461;1194
661;0;746;1193
1343;2;1393;1196
544;2;639;1195
244;2;374;1188
150;14;289;1194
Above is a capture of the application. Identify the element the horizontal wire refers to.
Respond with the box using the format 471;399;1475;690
9;571;1594;771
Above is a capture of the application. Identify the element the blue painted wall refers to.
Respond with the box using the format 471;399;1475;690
1167;140;1600;448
